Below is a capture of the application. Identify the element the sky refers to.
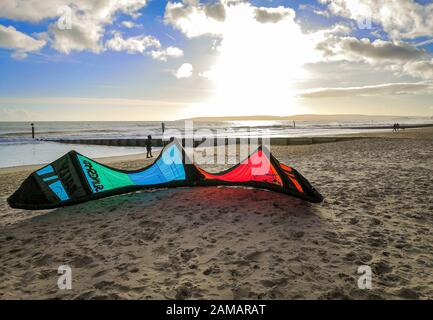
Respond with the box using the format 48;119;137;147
1;0;433;121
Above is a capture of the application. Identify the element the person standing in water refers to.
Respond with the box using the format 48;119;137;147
161;122;165;134
146;135;153;158
31;123;35;139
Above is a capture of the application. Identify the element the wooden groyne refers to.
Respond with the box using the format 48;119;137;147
42;136;370;147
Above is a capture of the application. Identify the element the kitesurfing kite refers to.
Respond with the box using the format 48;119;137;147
8;139;323;210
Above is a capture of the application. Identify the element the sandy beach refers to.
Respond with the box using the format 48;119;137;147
0;128;432;299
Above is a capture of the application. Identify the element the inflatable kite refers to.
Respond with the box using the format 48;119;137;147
8;139;323;210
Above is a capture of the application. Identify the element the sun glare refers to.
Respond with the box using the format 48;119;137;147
195;3;317;117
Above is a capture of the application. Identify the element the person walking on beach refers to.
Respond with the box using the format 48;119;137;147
31;123;35;139
146;135;153;158
393;123;397;132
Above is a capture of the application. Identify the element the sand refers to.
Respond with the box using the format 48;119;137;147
0;128;432;299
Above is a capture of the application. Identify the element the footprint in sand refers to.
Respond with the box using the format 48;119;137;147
396;287;420;299
260;278;288;288
173;282;205;300
94;280;129;293
231;284;251;299
33;254;53;267
203;265;221;276
92;270;108;278
372;260;393;275
179;248;196;263
71;255;94;268
243;250;264;262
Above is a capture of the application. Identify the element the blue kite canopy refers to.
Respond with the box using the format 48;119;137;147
8;139;323;210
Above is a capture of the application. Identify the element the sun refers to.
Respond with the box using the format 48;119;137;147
193;3;317;117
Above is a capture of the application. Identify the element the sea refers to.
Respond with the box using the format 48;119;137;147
1;118;432;168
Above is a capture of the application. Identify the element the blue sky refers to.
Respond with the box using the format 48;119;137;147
1;0;433;120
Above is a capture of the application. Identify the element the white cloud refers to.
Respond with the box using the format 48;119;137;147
299;4;331;18
0;1;185;59
49;14;105;54
0;24;46;59
317;36;430;63
204;2;226;22
164;1;224;37
403;60;433;80
299;82;433;98
315;33;433;80
106;32;160;54
11;51;28;60
325;24;352;35
254;6;294;24
175;63;193;78
150;46;183;61
0;0;149;54
0;0;64;22
105;32;183;61
121;21;140;29
320;0;433;40
166;1;320;115
0;0;148;22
